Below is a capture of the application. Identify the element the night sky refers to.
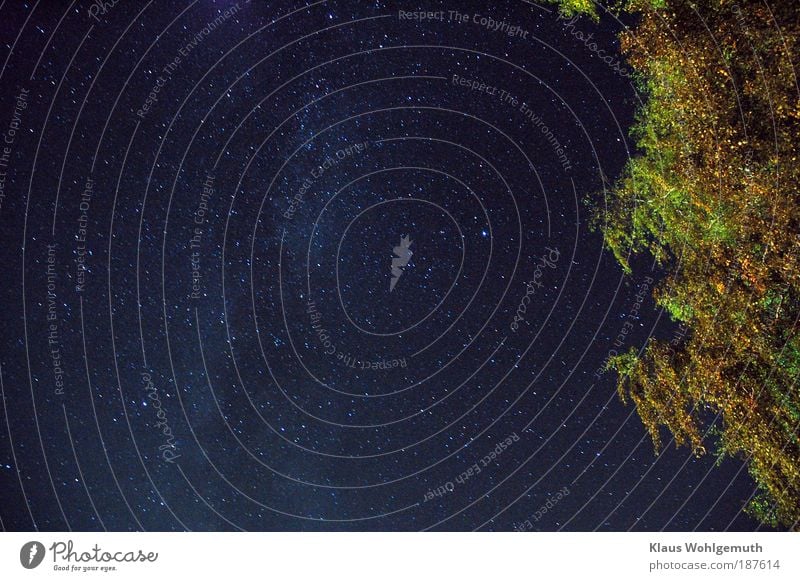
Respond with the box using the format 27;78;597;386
0;0;770;531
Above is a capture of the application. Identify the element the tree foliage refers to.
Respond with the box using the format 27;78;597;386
542;0;601;20
555;0;800;527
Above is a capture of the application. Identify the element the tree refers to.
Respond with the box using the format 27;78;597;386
551;0;800;527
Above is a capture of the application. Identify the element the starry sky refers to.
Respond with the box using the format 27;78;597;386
0;0;771;531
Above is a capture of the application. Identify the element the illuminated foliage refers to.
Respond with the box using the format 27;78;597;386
556;0;800;527
542;0;601;20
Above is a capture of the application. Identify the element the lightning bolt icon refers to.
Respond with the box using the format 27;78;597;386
28;544;38;565
389;235;413;292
